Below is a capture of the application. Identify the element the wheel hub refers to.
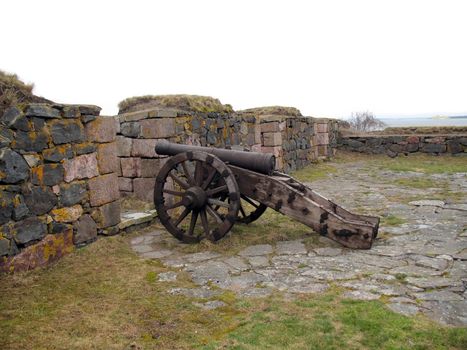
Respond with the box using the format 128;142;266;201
182;186;207;209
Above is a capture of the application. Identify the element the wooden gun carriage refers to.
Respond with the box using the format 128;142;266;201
154;141;379;249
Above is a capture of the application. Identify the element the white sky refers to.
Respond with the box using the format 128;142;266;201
3;0;467;118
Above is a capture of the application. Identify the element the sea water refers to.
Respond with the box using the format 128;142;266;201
379;117;467;127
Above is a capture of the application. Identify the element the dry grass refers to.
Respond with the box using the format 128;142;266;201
118;94;233;114
0;70;51;116
239;106;302;117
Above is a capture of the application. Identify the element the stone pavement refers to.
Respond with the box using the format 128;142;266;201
130;160;467;326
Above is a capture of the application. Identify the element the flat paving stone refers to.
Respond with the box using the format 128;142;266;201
343;290;380;301
276;240;307;255
238;244;273;256
387;303;420;316
129;159;467;326
141;250;173;259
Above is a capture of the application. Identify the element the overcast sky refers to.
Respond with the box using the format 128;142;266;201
3;0;467;118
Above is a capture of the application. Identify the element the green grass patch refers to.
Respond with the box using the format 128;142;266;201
382;215;406;226
376;154;467;174
1;232;466;349
291;161;338;182
393;177;438;189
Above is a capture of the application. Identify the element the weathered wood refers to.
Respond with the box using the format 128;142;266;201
230;166;378;249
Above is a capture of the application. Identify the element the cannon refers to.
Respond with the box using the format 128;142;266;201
154;141;379;249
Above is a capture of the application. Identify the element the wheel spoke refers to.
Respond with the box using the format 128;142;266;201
194;161;204;185
173;207;190;226
206;185;228;196
169;172;190;189
165;200;184;210
208;198;230;208
163;188;185;196
241;194;260;208
206;205;223;224
181;161;195;186
200;209;210;237
201;167;217;190
239;204;247;218
188;211;198;236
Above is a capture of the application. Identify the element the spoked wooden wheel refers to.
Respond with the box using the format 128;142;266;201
154;151;240;243
238;194;267;224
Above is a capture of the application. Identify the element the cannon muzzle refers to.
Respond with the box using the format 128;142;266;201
155;141;275;175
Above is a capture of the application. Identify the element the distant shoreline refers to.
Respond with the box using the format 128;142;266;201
379;117;467;127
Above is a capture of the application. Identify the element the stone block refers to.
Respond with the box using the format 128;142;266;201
12;194;28;221
43;145;74;162
0;149;29;184
0;237;10;257
118;177;133;192
49;119;85;144
73;214;97;244
24;186;57;215
316;133;329;145
260;122;280;133
139;118;176;138
62;105;81;119
140;158;165;178
51;205;83;223
14;217;47;245
31;164;64;186
25;104;60;118
59;182;87;206
77;105;102;116
120;122;141;137
49;222;73;235
85;117;117;143
1;107;30;131
92;200;121;228
11;131;48;152
421;143;446;153
63;153;99;182
316;123;328;133
406;136;420;144
133;178;155;202
407;143;419;153
121;158;141;177
447;141;463;154
88;173;120;206
0;191;14;225
0;230;74;273
116;136;132;157
318;145;328;157
263;132;282;146
131;139;158;157
261;146;283;158
73;142;97;155
425;136;445;144
97;142;119;175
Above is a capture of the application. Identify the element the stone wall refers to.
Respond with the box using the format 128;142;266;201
116;107;338;201
0;103;120;273
338;134;467;157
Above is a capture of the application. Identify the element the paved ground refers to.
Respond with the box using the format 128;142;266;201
131;160;467;326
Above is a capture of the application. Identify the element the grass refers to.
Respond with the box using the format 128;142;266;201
375;154;467;174
381;215;407;226
118;94;234;114
291;161;339;182
164;209;319;256
1;235;466;350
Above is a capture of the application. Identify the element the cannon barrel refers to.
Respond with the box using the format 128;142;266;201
155;141;275;175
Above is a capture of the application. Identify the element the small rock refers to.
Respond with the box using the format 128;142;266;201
223;256;249;271
158;272;177;282
170;287;220;299
132;244;154;254
193;300;226;310
184;251;221;263
276;240;307;255
408;200;445;207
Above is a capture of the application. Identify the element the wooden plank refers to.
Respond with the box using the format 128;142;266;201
230;166;379;249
